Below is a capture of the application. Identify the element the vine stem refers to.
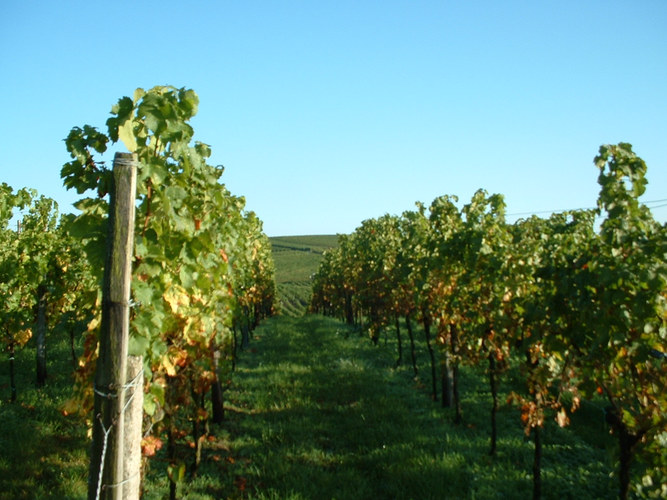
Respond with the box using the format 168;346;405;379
142;178;152;237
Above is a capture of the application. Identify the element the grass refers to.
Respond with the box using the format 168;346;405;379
0;336;89;500
223;315;617;499
0;313;618;499
270;235;339;316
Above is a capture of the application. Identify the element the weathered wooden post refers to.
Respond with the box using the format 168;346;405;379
88;152;137;500
123;355;144;500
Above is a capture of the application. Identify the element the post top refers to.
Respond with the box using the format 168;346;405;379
113;152;137;167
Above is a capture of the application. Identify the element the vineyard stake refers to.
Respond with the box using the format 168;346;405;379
88;152;137;500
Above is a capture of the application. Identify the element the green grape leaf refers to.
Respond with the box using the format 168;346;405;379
118;120;137;152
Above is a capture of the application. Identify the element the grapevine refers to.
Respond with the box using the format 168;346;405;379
60;86;276;495
310;143;666;498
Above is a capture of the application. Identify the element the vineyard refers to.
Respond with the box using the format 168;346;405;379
270;235;338;316
310;143;667;499
0;84;665;500
1;87;277;499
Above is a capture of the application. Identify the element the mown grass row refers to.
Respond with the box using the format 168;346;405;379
224;315;616;499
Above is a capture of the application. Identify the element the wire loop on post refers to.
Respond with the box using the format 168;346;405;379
93;386;119;399
93;365;144;499
112;153;137;168
105;470;142;490
121;368;144;414
95;415;113;500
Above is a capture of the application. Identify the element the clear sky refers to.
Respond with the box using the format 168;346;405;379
1;1;665;236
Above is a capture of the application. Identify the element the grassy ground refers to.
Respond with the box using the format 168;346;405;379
0;337;89;500
0;314;618;499
270;235;338;316
224;315;617;499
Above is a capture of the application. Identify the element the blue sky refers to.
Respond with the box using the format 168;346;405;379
1;1;665;236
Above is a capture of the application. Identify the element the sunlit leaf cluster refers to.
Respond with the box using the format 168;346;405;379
60;86;276;485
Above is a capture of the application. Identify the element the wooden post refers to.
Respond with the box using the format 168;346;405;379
123;355;144;500
88;152;137;500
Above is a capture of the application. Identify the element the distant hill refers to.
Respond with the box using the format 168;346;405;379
270;235;339;316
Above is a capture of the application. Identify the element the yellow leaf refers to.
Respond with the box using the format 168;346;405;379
133;88;145;103
556;408;570;428
163;355;176;377
118;119;137;152
16;328;33;346
163;285;190;314
87;316;100;332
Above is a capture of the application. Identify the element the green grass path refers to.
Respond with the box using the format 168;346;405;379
225;315;614;500
228;315;461;499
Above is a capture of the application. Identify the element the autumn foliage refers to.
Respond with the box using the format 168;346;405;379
311;143;666;498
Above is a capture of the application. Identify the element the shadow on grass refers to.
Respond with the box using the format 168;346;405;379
0;341;88;500
228;317;434;497
225;315;615;499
